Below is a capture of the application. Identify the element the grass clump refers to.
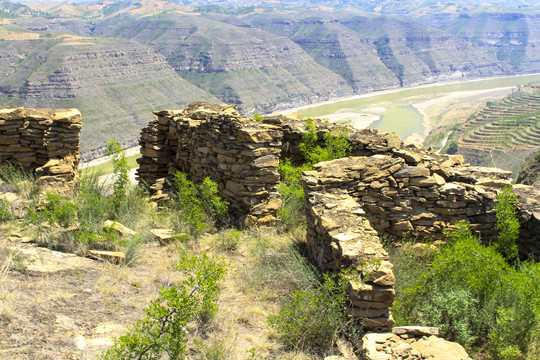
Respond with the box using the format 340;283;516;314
215;229;241;252
0;198;12;221
268;269;356;352
0;162;40;200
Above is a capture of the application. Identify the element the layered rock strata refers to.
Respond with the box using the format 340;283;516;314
0;107;80;183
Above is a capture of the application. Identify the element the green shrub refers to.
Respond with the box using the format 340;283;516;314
392;221;540;359
106;139;130;217
268;269;355;351
299;119;351;165
253;112;264;123
172;172;229;237
494;186;520;262
99;253;226;360
198;177;230;225
43;193;77;228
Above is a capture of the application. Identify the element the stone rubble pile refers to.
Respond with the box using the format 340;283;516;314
362;326;471;360
0;107;81;184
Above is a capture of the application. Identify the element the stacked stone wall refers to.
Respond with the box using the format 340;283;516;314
137;103;283;225
0;107;81;183
137;103;408;223
302;150;540;330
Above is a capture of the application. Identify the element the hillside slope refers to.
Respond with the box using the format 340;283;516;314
93;13;354;113
435;83;540;175
517;149;540;185
422;12;540;73
240;10;505;89
0;33;218;150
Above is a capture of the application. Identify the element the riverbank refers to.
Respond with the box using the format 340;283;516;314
279;73;540;116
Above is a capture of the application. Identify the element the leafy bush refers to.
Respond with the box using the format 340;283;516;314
99;253;226;360
268;269;355;351
43;193;78;228
392;221;540;359
299;119;351;165
494;186;520;262
253;112;264;123
172;172;229;237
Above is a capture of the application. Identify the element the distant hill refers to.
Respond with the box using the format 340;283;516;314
93;12;353;114
0;34;218;150
433;83;540;175
0;0;539;157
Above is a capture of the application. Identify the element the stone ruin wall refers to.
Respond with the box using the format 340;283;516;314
137;102;406;224
137;103;284;225
302;150;540;330
0;107;81;183
137;102;539;330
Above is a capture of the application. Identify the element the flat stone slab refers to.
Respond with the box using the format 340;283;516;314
88;250;125;265
392;326;439;337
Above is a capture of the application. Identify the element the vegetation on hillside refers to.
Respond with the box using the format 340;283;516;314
392;186;539;360
0;136;357;358
278;119;351;231
516;149;540;185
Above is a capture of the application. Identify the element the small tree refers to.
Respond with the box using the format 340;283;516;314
106;139;129;216
494;186;520;262
99;253;226;360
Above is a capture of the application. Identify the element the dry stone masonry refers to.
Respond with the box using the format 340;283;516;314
0;107;81;183
137;102;283;225
138;102;406;224
302;145;540;331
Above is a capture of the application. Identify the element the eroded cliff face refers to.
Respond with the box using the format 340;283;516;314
242;11;505;89
0;37;218;151
93;13;354;114
424;12;540;73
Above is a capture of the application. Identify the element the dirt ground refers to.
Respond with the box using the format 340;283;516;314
0;224;314;360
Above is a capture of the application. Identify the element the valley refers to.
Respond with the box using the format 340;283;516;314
294;73;540;144
0;0;539;157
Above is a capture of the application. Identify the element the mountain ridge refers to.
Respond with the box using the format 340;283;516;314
0;0;539;155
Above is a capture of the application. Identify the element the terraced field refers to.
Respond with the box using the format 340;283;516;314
457;84;540;151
